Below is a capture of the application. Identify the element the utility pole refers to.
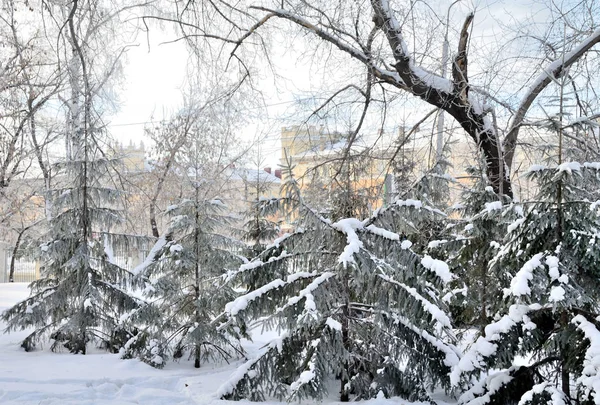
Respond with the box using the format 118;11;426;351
437;0;462;164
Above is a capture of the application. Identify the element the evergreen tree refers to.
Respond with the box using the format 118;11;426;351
121;198;245;368
240;154;280;256
121;99;247;369
1;0;142;354
432;166;520;328
216;165;459;402
0;135;143;354
451;162;600;404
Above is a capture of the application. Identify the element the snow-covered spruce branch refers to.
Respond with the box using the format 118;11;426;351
378;274;452;330
221;272;329;319
274;272;336;316
450;303;543;386
572;314;600;400
390;312;460;368
223;248;338;283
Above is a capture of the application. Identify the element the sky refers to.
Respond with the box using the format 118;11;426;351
106;0;553;169
107;28;290;168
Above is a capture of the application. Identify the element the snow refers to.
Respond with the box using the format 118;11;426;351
226;167;281;185
573;314;600;403
379;274;452;330
401;240;413;250
332;218;364;266
412;64;453;93
208;199;226;208
281;272;335;315
546;256;560;281
557;161;581;173
483;201;502;213
527;164;546;173
458;370;513;405
396;199;423;209
451;304;541;385
522;27;600;103
509;253;544;297
132;235;168;276
84;297;93;309
225;278;287;316
549;286;565;302
0;284;232;405
289;356;316;392
428;240;448;249
226;272;322;317
326;317;342;331
0;283;455;405
518;382;548;405
421;255;454;283
584;162;600;170
507;217;525;233
267;232;292;249
169;244;183;253
365;224;400;241
391;313;460;367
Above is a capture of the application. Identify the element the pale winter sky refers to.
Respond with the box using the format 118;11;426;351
107;0;550;168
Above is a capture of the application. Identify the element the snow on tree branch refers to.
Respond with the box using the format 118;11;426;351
131;234;169;276
505;27;600;168
509;253;544;297
331;218;364;266
451;304;542;385
224;272;323;317
378;274;452;330
572;315;600;400
392;312;460;367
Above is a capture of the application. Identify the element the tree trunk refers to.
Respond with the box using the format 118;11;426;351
8;230;25;283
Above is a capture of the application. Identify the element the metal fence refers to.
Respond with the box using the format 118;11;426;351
4;257;38;283
1;253;135;283
0;240;145;283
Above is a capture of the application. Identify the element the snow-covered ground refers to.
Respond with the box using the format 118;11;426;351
0;283;441;405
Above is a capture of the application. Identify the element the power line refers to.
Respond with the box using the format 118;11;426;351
108;97;315;128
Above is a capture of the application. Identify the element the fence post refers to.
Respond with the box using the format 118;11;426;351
0;242;7;283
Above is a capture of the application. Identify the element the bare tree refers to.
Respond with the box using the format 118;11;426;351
0;0;61;194
148;0;600;198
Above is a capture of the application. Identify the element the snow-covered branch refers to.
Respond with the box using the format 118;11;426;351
504;27;600;168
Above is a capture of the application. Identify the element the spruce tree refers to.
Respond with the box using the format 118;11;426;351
216;164;459;402
121;102;247;368
451;162;600;404
1;0;142;353
432;166;520;328
0;130;143;354
121;198;245;368
240;157;280;256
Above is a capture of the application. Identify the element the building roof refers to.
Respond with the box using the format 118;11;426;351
227;168;281;184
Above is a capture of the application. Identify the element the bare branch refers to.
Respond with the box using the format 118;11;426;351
504;26;600;168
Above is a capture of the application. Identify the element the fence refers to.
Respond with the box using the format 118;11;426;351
0;243;138;283
5;257;38;283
